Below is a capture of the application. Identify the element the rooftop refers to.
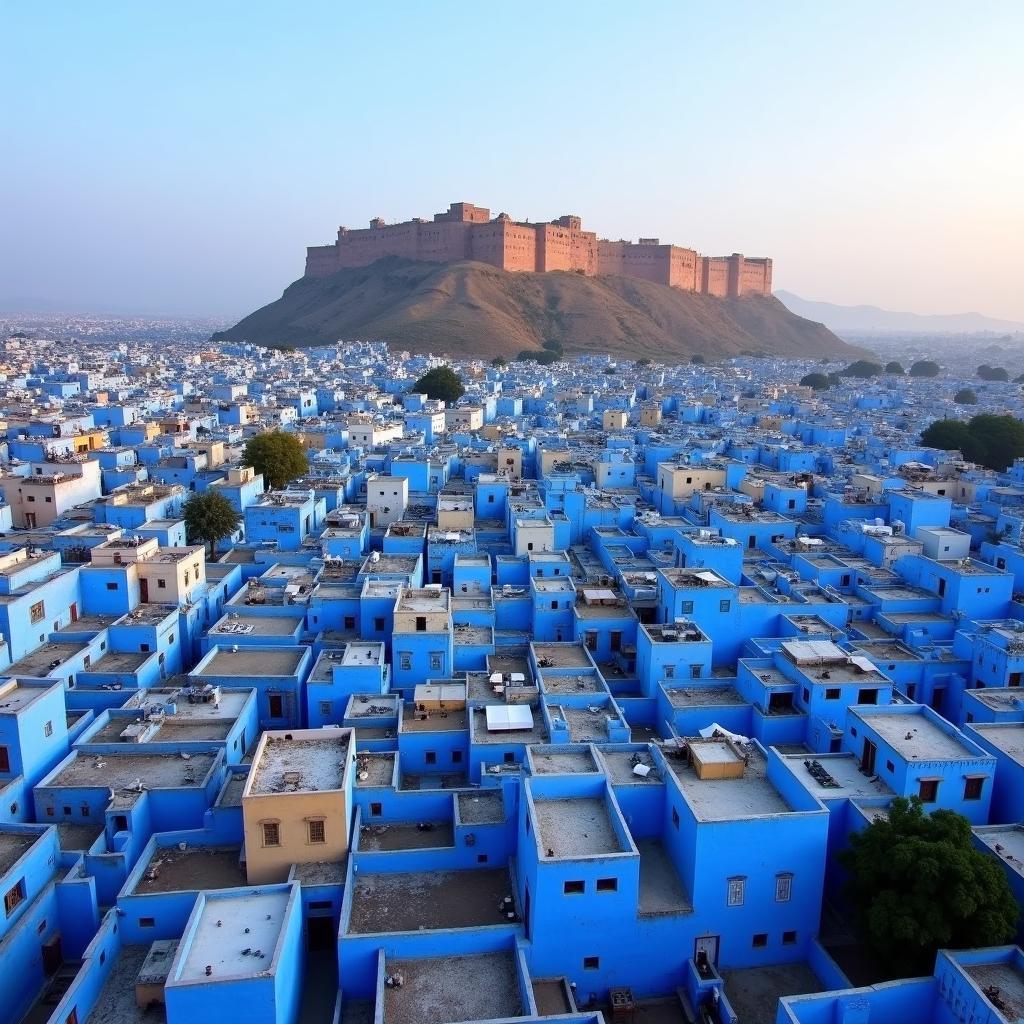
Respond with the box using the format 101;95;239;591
202;647;305;677
133;845;246;894
48;751;216;790
348;867;512;934
0;829;39;876
532;795;627;858
248;730;352;795
857;709;981;762
668;745;793;821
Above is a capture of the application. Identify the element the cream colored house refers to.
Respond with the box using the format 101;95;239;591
242;728;356;884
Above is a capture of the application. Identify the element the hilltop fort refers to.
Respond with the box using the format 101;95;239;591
305;201;773;298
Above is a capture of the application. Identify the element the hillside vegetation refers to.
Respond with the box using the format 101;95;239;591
215;257;859;361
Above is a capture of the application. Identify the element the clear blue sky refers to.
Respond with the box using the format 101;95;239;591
2;2;1022;319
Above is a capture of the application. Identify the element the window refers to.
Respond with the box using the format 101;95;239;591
727;877;746;907
399;653;412;671
680;601;694;615
43;721;53;738
775;874;792;902
319;700;332;717
597;878;618;893
782;930;798;945
0;747;8;773
425;751;437;765
824;688;840;701
664;664;675;678
802;687;810;704
583;956;600;970
415;616;427;631
307;820;326;844
157;579;167;589
964;776;985;800
858;688;879;705
886;760;895;773
452;750;463;764
344;616;356;630
672;807;680;829
564;880;585;895
752;933;768;948
550;599;559;610
585;631;598;651
477;853;488;863
4;880;25;916
139;643;150;653
429;652;443;671
268;695;284;718
374;617;385;631
30;601;45;624
106;582;118;591
719;599;731;613
261;822;281;847
138;917;155;928
503;751;516;764
370;802;382;817
918;779;939;803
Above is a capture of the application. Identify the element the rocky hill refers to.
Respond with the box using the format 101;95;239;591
214;257;858;361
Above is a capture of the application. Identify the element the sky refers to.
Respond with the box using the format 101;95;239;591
2;2;1022;320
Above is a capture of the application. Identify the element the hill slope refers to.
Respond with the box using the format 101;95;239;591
214;257;858;360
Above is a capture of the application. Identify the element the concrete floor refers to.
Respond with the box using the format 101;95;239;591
722;963;824;1024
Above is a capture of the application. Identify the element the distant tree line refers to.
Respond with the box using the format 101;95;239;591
921;413;1024;470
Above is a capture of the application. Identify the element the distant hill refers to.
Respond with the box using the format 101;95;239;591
775;290;1024;335
214;257;860;361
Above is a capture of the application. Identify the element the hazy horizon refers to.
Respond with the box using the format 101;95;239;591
3;2;1022;320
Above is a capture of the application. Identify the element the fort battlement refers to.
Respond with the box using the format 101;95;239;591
305;201;772;298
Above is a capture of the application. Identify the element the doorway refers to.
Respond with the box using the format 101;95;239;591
306;916;335;950
861;738;877;774
694;934;719;970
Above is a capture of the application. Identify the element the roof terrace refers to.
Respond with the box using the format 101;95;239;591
532;795;628;858
668;744;793;821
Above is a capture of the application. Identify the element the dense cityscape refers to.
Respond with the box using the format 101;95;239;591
0;318;1022;1023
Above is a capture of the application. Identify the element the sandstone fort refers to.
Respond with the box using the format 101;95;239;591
305;201;772;298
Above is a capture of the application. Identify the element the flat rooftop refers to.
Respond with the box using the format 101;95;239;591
178;888;288;982
601;748;662;786
348;868;512;934
530;749;601;775
124;687;251;721
134;845;246;894
637;837;692;916
359;821;454;852
83;944;152;1024
49;751;216;790
457;791;505;825
858;710;979;761
779;753;894;801
665;685;745;708
83;650;151;673
0;681;51;715
964;961;1024;1020
532;796;626;858
669;746;792;821
6;642;87;677
971;724;1024;766
383;953;522;1024
0;829;39;876
249;732;351;794
542;671;605;695
975;826;1024;874
209;614;303;637
202;647;305;676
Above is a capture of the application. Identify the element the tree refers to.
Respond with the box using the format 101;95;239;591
977;364;1010;381
921;413;1024;471
800;372;837;390
242;430;309;490
182;491;241;560
909;360;940;377
954;388;978;405
840;798;1017;977
491;356;507;367
412;365;465;404
603;366;616;375
884;361;904;375
838;359;884;378
691;354;706;364
636;357;651;367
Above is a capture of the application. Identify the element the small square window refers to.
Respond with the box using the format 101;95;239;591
727;877;745;907
597;878;618;893
782;930;798;945
425;751;437;765
775;874;792;902
262;822;281;847
452;750;463;764
138;916;155;928
680;601;694;615
477;853;488;863
719;600;731;613
964;776;984;800
43;721;53;738
672;807;680;829
583;956;600;970
564;880;585;895
824;688;840;700
503;751;516;764
370;802;383;817
307;820;326;844
752;933;768;948
4;881;25;917
918;779;939;803
106;582;118;591
319;700;332;716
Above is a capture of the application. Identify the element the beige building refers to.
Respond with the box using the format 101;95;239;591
91;539;207;603
4;459;102;529
366;474;408;528
242;728;356;884
603;409;629;431
657;463;727;502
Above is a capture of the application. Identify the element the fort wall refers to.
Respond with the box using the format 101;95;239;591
304;201;771;297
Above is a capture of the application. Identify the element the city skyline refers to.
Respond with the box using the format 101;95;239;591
2;2;1022;320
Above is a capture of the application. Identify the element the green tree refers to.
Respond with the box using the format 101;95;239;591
242;430;309;490
603;366;616;374
954;388;978;405
800;372;835;390
413;365;465;404
839;359;884;378
840;798;1017;977
909;360;940;377
921;413;1024;471
491;356;507;367
182;491;241;559
977;364;1010;381
884;361;904;374
691;354;706;364
636;357;651;367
